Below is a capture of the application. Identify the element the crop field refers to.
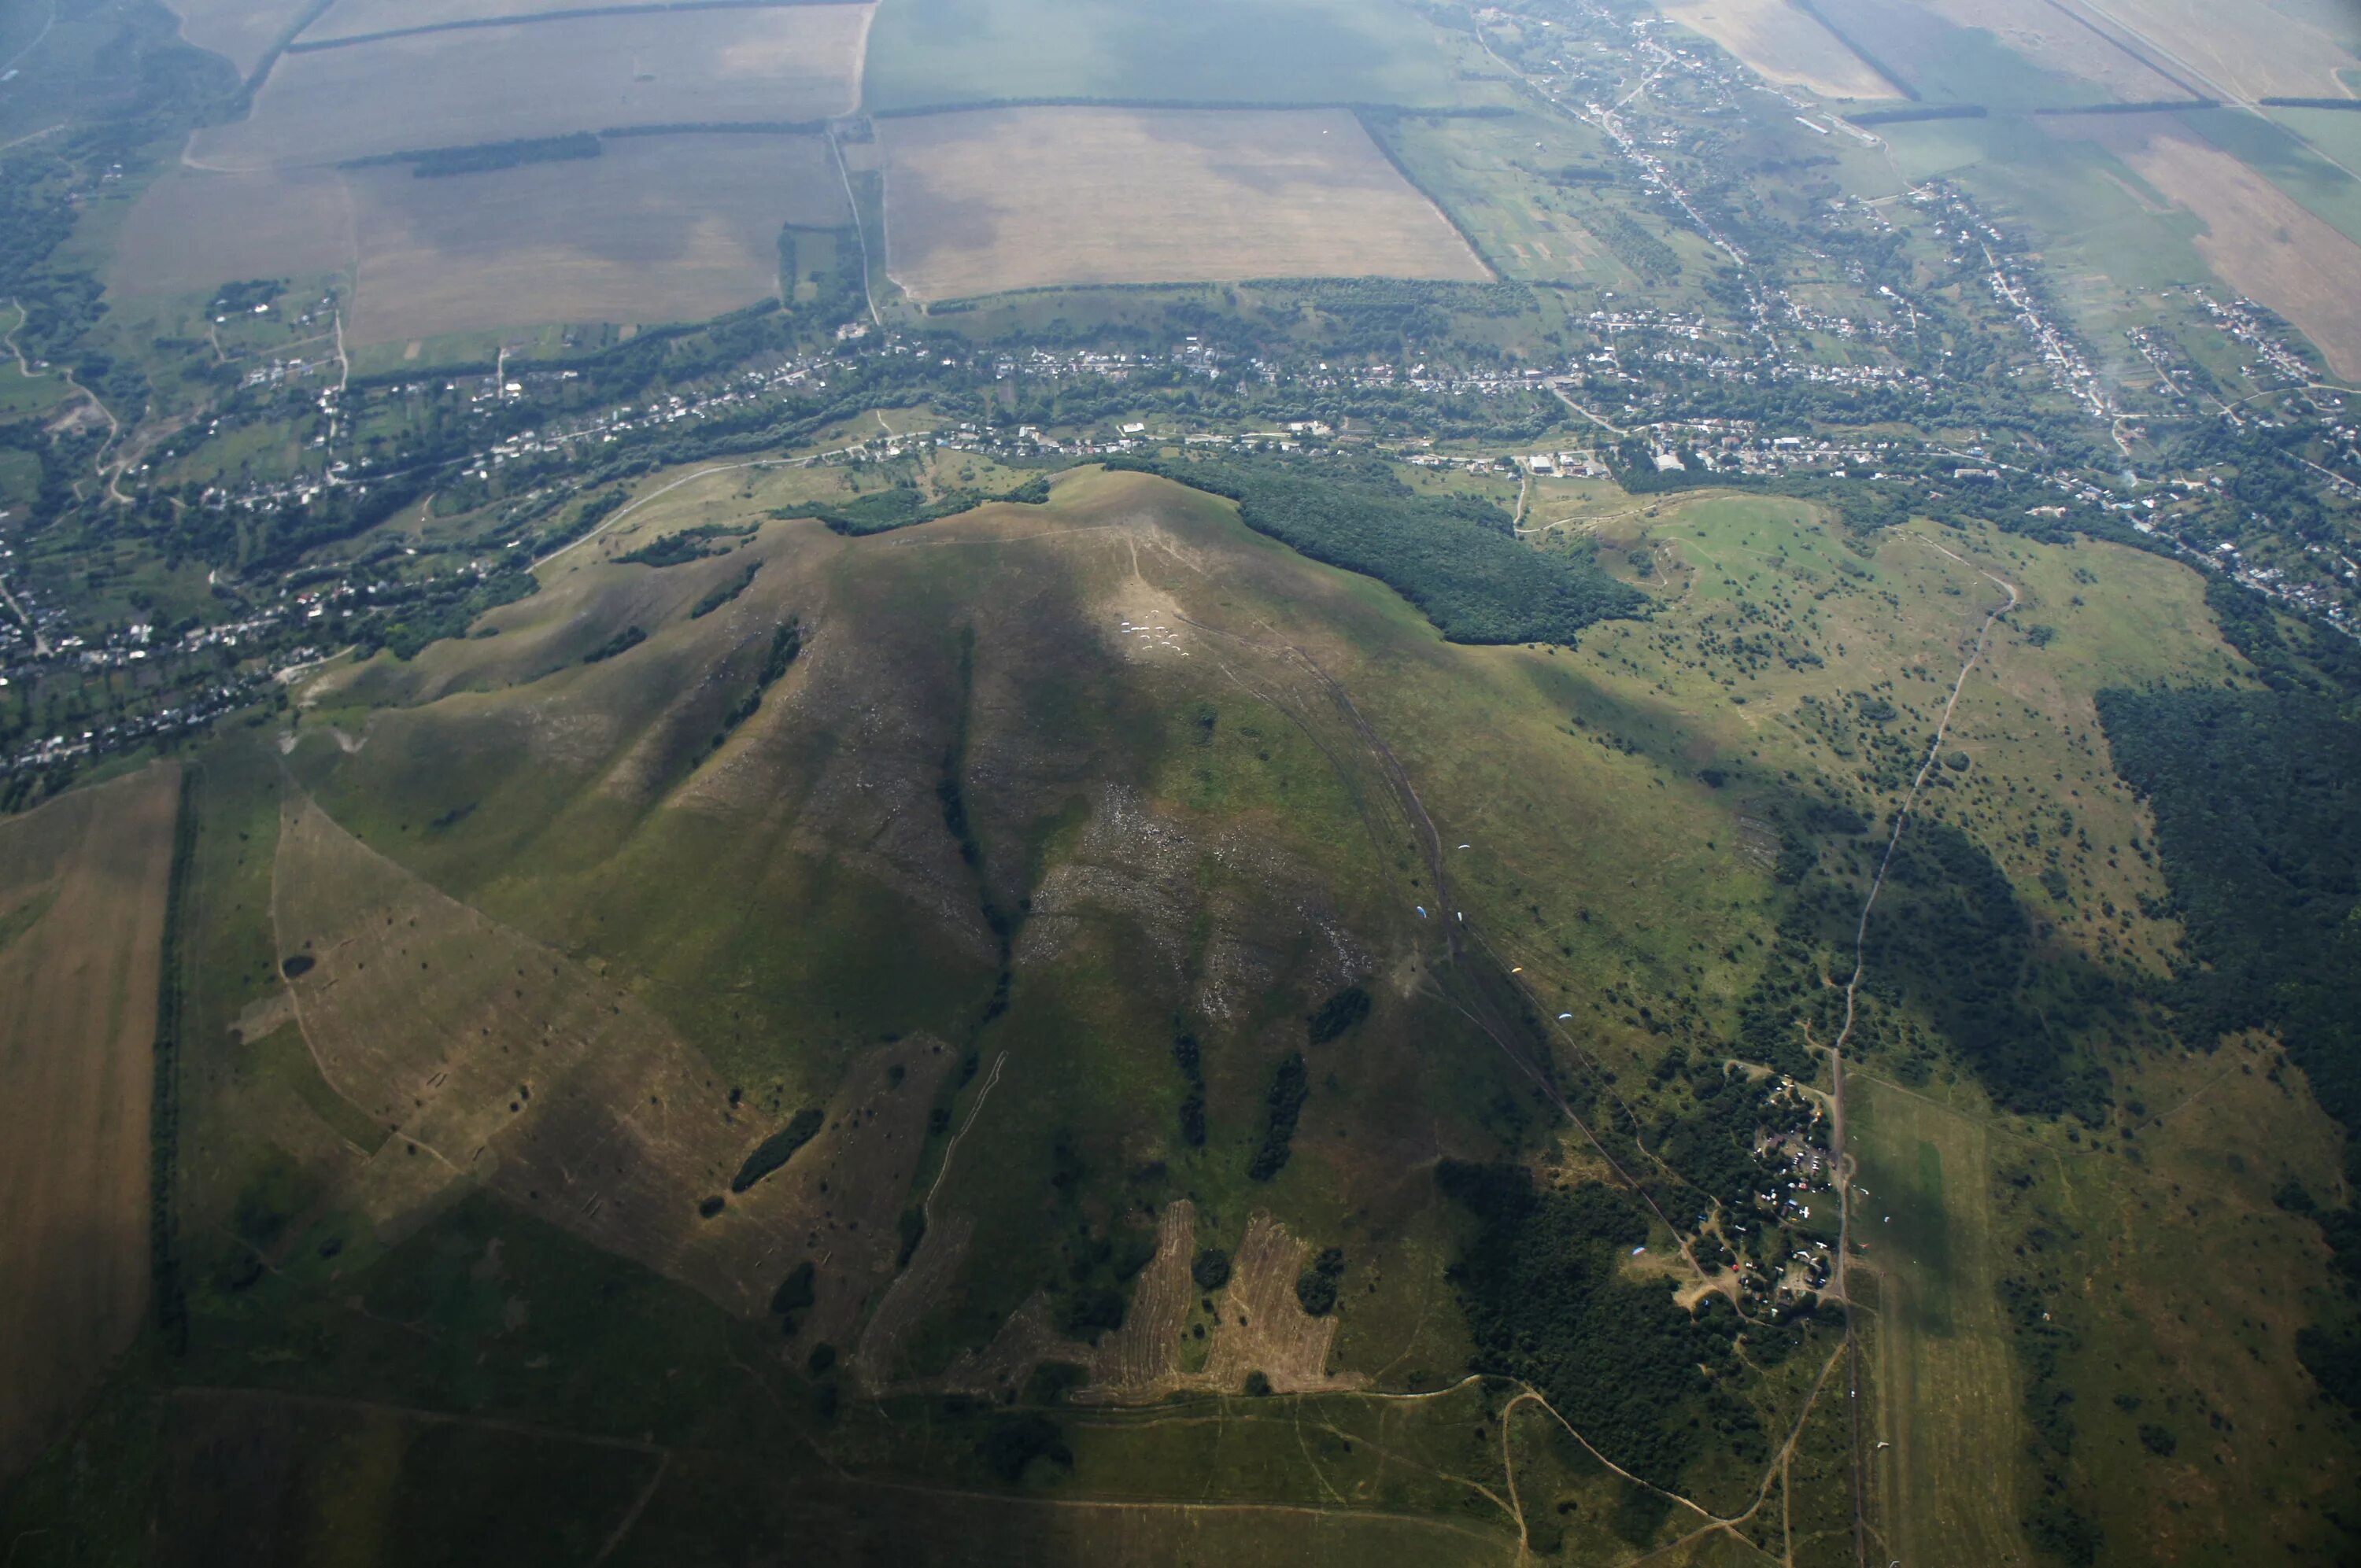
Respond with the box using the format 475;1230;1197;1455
1915;0;2193;102
859;0;1476;114
342;135;844;343
878;108;1489;302
0;766;179;1478
162;0;320;76
2057;0;2361;100
298;0;866;44
109;137;844;342
1656;0;1899;101
188;6;870;172
2080;118;2361;376
107;167;356;298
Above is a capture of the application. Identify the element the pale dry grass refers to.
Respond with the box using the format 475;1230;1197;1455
879;106;1490;303
1657;0;1899;100
925;1201;1362;1402
190;6;869;171
0;767;179;1478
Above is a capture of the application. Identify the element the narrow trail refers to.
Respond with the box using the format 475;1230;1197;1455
2;0;57;76
828;125;882;330
1821;534;2018;1565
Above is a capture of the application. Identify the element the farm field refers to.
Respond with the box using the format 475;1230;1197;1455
2060;0;2361;101
342;135;844;343
0;766;179;1478
878;107;1489;303
107;136;846;343
107;166;356;298
2076;116;2361;377
1656;0;1897;101
859;0;1476;114
187;6;870;172
1915;0;2194;102
298;0;866;44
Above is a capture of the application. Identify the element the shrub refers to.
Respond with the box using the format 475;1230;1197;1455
1191;1248;1232;1291
770;1260;817;1333
1306;985;1371;1045
731;1106;825;1192
1246;1053;1309;1181
1295;1247;1345;1316
981;1414;1071;1484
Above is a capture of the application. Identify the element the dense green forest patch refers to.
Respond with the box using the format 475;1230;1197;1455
2100;684;2361;1408
1103;453;1643;644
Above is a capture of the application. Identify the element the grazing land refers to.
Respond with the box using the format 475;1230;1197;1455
859;0;1474;114
879;108;1489;302
1657;0;1900;101
0;767;179;1478
187;6;870;171
342;135;844;342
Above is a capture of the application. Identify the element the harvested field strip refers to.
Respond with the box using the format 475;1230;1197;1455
270;795;950;1333
287;0;860;51
878;106;1488;303
0;767;180;1478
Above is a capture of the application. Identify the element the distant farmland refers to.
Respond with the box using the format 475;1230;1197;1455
0;768;179;1478
879;107;1491;303
164;0;321;77
110;136;846;343
1656;0;1900;100
2089;120;2361;378
108;165;357;298
859;0;1472;114
343;135;847;343
188;6;870;171
301;0;867;45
